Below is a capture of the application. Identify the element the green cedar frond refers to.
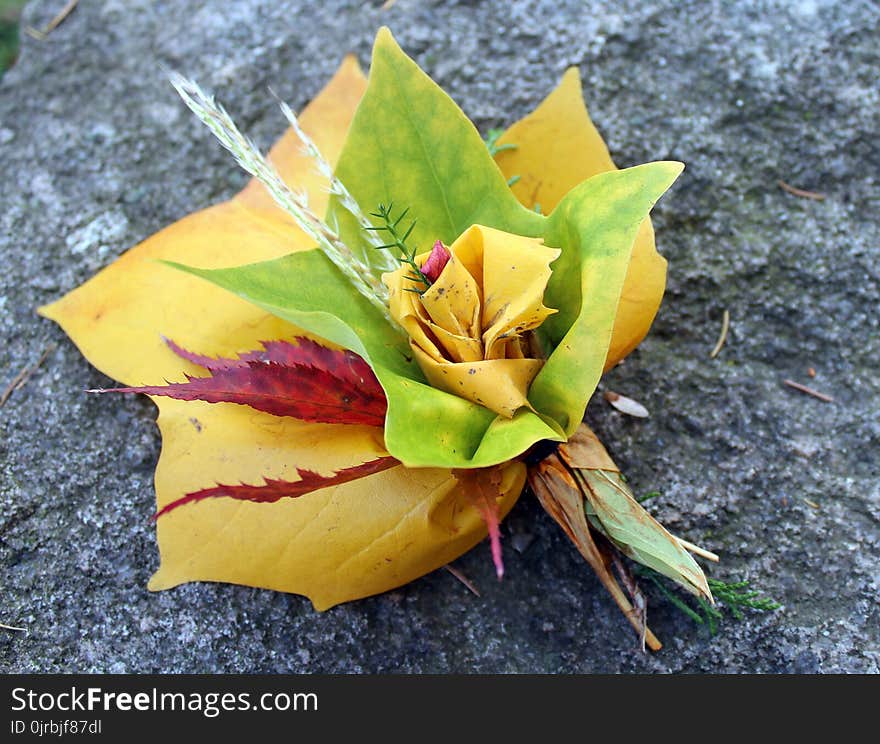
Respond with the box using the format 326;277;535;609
639;567;781;635
484;128;518;157
369;203;431;292
484;129;522;191
707;578;782;619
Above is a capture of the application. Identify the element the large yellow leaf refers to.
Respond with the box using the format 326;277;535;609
494;68;667;369
152;398;524;608
39;56;524;609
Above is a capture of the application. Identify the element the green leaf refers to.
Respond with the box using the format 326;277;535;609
328;27;541;263
574;467;712;600
532;162;683;434
162;250;412;377
166;28;683;469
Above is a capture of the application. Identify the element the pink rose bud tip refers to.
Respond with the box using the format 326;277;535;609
420;240;451;283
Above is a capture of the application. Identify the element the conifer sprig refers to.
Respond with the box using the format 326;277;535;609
643;569;781;635
484;128;517;157
367;203;431;292
484;129;520;187
705;578;782;629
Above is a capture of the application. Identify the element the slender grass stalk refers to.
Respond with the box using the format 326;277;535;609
169;74;397;327
274;96;398;274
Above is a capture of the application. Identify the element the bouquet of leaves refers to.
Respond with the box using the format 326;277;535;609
41;29;774;649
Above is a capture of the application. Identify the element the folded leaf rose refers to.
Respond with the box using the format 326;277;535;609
386;225;560;418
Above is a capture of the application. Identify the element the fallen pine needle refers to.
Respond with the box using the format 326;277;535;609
444;564;481;597
778;179;826;201
0;622;25;632
710;309;730;358
24;0;78;40
676;537;720;563
783;378;834;403
0;343;56;408
801;497;820;509
381;0;398;8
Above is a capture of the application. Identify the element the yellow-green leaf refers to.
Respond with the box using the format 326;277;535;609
531;162;683;435
329;27;539;261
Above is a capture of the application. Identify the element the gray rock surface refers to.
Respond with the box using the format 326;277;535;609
1;0;878;673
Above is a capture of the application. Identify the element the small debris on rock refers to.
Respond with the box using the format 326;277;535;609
783;378;833;403
604;390;650;418
0;343;56;408
710;309;730;358
444;564;481;597
778;179;826;201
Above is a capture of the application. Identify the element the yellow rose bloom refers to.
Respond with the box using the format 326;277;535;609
385;224;560;418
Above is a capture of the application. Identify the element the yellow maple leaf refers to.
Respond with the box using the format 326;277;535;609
494;68;667;369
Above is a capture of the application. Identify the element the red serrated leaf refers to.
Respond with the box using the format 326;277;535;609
164;336;378;390
154;456;399;519
97;339;388;426
162;336;232;370
240;338;377;390
453;467;505;580
96;363;386;425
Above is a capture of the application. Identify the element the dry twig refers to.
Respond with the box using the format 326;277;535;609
783;378;834;403
444;565;481;597
676;537;720;563
610;552;649;652
778;179;826;201
0;344;56;408
0;622;25;632
710;309;730;358
24;0;79;40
